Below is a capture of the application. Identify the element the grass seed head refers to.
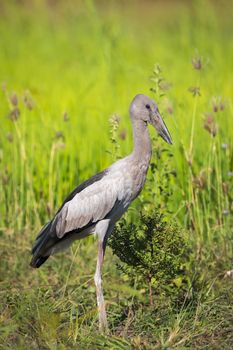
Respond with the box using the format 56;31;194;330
23;91;34;110
10;92;18;106
55;131;64;140
63;111;69;121
192;56;203;70
188;86;201;97
192;170;207;189
8;108;20;121
203;113;218;136
212;96;226;112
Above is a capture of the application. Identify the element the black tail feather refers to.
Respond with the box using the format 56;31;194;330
30;255;49;268
30;219;88;269
32;222;51;255
30;220;56;268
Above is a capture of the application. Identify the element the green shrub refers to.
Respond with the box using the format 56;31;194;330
109;211;189;306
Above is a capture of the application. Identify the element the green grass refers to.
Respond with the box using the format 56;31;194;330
0;0;233;348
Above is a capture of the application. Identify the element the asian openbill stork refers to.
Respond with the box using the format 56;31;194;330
30;94;172;332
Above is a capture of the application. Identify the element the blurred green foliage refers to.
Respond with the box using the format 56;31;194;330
0;0;233;348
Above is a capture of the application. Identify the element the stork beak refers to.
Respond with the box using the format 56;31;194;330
151;111;173;145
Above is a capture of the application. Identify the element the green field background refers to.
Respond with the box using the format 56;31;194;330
0;0;232;348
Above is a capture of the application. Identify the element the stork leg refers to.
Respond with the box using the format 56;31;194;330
94;239;108;332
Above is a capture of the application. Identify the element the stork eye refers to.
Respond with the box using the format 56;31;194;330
145;104;150;110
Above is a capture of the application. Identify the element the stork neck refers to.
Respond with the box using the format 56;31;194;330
131;119;152;164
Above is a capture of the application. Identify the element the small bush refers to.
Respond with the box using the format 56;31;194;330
109;211;189;306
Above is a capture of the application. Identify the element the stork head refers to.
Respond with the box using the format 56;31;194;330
129;94;173;145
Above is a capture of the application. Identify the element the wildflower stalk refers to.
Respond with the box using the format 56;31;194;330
187;54;203;238
189;73;201;162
